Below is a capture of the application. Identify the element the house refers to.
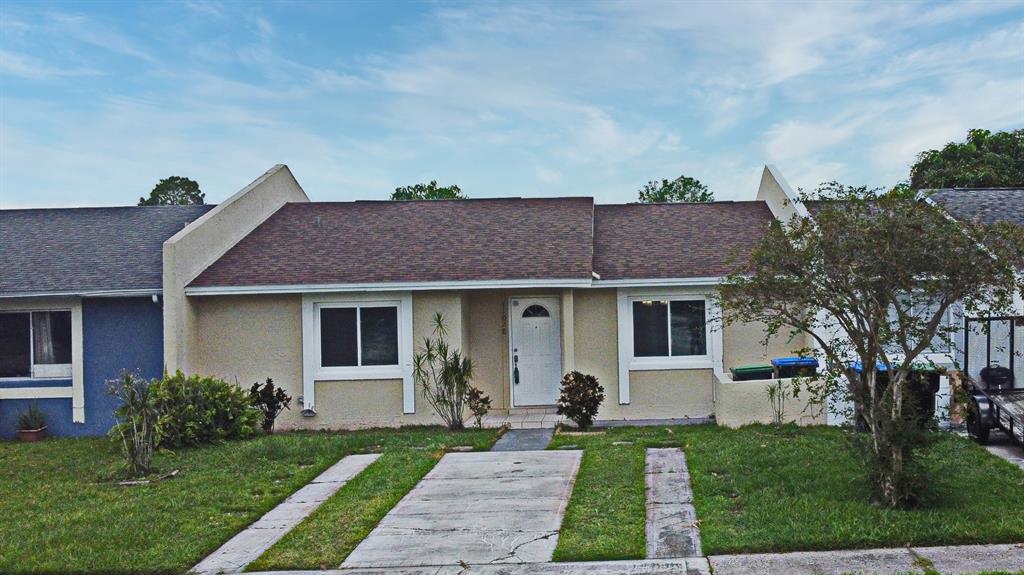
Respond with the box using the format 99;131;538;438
1;165;825;437
164;165;821;430
0;204;213;438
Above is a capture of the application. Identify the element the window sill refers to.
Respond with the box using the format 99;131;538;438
313;365;405;382
629;356;713;371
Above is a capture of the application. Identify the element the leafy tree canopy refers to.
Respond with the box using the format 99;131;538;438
391;180;465;200
719;182;1023;508
138;176;205;206
637;175;714;203
909;128;1024;189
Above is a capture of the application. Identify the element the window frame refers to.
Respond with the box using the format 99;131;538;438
313;300;403;379
302;291;415;415
315;300;399;372
625;294;713;371
0;309;73;380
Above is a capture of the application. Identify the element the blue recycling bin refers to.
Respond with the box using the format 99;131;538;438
771;356;819;378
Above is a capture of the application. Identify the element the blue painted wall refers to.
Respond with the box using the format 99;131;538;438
0;297;163;439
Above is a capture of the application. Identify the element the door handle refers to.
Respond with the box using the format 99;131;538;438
513;354;519;385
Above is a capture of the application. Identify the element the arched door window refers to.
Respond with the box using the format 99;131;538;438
522;304;550;318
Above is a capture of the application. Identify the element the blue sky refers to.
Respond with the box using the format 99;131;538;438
1;0;1022;208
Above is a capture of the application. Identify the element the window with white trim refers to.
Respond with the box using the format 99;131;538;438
0;310;72;379
632;299;707;358
318;304;399;368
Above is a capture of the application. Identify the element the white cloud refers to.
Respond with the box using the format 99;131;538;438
0;49;98;79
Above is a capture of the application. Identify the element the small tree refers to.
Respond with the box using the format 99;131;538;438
719;182;1022;508
910;128;1024;189
138;176;204;206
249;378;292;433
638;174;714;203
392;180;464;200
414;313;474;430
465;386;492;429
556;371;605;429
107;372;159;476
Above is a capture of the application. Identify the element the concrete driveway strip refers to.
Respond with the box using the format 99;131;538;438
341;450;583;569
193;453;381;575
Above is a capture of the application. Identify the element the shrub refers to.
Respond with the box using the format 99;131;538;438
414;313;473;430
556;371;605;430
107;372;159;476
151;371;261;447
465;386;492;429
249;378;292;433
16;404;46;431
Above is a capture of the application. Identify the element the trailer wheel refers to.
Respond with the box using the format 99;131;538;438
967;397;991;445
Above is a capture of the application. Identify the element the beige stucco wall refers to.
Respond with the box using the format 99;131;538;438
714;374;826;428
187;285;820;428
572;289;715;421
190;290;476;430
465;290;510;410
163;165;309;375
723;319;809;371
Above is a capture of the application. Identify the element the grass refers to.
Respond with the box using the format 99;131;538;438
246;429;496;570
550;434;645;561
548;424;1024;560
0;426;498;575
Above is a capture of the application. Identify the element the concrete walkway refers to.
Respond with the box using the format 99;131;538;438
985;431;1024;470
491;429;555;451
645;448;702;558
342;450;582;569
709;543;1024;575
193;453;380;575
249;558;710;574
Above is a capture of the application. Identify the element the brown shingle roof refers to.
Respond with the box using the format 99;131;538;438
593;202;772;280
189;198;595;287
190;199;774;288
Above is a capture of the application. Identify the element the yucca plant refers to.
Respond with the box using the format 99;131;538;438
414;313;473;430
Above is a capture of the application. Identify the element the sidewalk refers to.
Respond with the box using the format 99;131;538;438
709;543;1024;575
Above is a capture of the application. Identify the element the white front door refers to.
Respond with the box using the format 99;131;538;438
510;297;562;406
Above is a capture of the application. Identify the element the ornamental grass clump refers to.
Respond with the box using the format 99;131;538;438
414;313;474;430
107;371;159;476
557;371;605;430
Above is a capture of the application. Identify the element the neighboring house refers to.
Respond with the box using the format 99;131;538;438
926;188;1024;387
0;204;214;438
757;178;1024;425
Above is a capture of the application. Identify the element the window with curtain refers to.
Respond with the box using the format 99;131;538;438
0;310;72;378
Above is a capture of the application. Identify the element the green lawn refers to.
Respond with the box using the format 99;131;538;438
0;426;498;575
548;424;1024;560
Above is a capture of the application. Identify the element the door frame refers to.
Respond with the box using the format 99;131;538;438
507;295;562;407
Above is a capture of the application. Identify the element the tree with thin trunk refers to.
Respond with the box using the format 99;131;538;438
719;182;1023;508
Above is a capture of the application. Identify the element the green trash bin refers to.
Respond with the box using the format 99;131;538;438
730;364;774;381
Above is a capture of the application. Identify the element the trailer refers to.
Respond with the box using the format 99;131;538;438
964;316;1024;446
